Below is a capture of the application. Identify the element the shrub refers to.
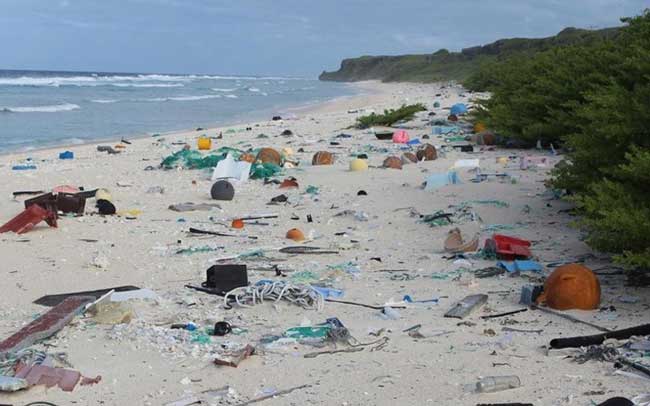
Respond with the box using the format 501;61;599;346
468;10;650;272
355;103;426;129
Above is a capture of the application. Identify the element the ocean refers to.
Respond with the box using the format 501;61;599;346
0;69;354;153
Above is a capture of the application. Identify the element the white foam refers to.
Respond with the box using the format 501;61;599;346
1;103;81;113
247;87;261;92
225;94;238;98
137;94;222;102
111;83;184;88
211;87;238;92
167;94;222;101
91;99;118;103
0;74;303;87
0;74;191;87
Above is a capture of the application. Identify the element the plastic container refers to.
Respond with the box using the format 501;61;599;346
0;204;57;234
475;375;521;393
198;136;212;150
486;234;532;260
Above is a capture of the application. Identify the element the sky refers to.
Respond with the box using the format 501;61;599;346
0;0;647;77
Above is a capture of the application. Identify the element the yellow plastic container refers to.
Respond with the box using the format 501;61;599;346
349;158;368;172
198;137;212;150
474;122;487;133
496;157;508;165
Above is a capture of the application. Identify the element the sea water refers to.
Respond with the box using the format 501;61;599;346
0;69;354;152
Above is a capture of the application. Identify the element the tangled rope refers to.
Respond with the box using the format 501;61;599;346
224;280;324;310
0;348;47;376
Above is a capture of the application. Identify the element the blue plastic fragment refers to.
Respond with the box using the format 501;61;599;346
59;150;74;160
497;260;543;273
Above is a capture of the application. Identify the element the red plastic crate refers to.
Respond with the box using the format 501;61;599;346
0;204;57;234
486;234;532;260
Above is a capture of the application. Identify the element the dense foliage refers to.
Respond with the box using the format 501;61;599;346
467;11;650;272
355;104;426;129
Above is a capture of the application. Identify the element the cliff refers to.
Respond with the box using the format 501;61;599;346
319;27;619;83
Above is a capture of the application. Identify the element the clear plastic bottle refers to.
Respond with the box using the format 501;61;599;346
475;375;521;393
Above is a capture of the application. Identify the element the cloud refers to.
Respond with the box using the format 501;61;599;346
1;0;648;75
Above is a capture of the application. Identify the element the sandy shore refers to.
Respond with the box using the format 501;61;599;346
0;81;648;405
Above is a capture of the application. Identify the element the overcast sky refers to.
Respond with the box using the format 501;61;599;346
1;0;647;77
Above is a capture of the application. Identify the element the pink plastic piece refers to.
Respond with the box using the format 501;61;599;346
392;130;410;144
53;185;81;194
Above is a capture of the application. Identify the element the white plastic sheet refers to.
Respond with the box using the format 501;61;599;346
211;153;251;183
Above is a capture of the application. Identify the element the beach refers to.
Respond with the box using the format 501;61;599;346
0;81;647;405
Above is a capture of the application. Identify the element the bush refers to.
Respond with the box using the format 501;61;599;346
468;10;650;272
560;12;650;272
468;43;617;146
355;103;426;129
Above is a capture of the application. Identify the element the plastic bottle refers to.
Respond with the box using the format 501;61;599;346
475;376;521;393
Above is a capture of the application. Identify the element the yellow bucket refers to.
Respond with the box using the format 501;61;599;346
197;137;212;150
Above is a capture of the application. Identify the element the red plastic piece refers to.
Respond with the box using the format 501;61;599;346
488;234;532;260
0;204;57;234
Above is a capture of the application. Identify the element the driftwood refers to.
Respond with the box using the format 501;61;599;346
550;323;650;349
481;308;527;320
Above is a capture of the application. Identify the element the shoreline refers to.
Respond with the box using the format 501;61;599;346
0;81;380;161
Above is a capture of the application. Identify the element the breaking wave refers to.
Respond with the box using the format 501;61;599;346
138;94;223;102
0;73;301;87
1;103;80;113
110;83;184;88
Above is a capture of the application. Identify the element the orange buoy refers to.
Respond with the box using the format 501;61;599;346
312;151;334;165
416;144;437;161
286;228;305;242
401;152;418;164
231;219;244;229
537;263;601;310
383;156;403;170
256;148;282;165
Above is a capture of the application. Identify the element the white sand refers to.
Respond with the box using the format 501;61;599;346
0;81;648;405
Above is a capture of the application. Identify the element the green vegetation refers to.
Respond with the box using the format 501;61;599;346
355;103;426;129
319;27;619;83
467;11;650;273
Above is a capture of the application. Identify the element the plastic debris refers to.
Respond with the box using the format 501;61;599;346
425;171;461;191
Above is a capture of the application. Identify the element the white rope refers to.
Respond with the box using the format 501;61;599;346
224;280;324;311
